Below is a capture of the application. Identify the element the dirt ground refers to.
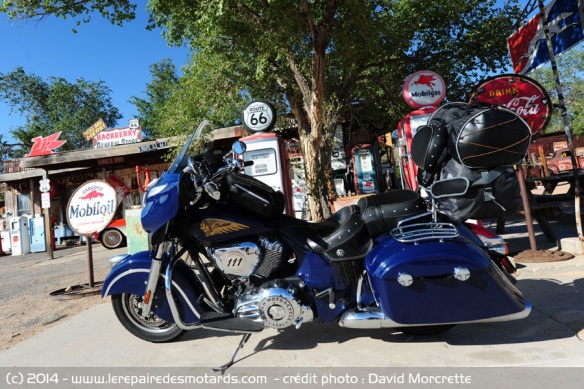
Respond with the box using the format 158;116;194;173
0;244;125;352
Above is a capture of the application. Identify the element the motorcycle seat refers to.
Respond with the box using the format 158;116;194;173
280;205;373;261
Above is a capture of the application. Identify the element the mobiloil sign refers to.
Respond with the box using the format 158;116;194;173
67;180;118;236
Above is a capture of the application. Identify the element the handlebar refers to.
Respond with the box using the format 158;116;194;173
183;147;251;206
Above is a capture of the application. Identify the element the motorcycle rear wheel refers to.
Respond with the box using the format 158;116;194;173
399;324;456;336
112;293;186;343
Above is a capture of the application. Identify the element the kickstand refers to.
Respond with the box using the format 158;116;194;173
212;333;252;373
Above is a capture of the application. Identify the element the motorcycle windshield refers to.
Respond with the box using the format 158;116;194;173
142;120;213;235
168;120;213;174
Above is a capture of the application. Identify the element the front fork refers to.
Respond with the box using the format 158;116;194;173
140;243;173;318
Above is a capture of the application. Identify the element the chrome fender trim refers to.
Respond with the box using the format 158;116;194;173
103;268;202;323
338;301;532;329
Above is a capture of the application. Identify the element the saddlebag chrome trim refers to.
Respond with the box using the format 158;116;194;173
338;301;532;329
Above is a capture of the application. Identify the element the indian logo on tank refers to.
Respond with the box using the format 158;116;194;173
200;219;249;237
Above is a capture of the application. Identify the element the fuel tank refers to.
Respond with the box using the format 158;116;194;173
190;202;277;243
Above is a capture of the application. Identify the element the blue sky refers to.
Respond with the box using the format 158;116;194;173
0;5;190;145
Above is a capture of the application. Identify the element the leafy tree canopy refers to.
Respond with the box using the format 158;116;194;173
0;67;122;152
1;0;524;220
529;47;584;137
129;58;180;139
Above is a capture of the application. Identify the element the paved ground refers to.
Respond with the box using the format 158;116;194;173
0;211;583;387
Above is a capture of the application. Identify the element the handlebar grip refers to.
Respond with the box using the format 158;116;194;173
205;182;221;200
244;160;254;167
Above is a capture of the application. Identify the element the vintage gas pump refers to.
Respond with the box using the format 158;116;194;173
240;100;294;216
29;216;46;253
397;107;437;190
352;143;382;195
10;216;30;256
398;70;446;190
240;132;294;216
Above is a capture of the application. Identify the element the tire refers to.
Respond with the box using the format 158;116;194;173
399;324;456;336
101;228;126;249
111;293;186;343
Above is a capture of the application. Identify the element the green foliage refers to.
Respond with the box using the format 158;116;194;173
0;0;136;31
0;67;122;152
129;58;179;139
1;0;524;218
147;0;521;135
528;48;584;137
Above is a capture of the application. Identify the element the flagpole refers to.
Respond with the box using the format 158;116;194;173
537;0;583;242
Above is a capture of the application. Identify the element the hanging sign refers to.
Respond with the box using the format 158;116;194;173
83;118;107;142
402;70;446;109
66;180;117;236
468;74;553;134
41;193;51;209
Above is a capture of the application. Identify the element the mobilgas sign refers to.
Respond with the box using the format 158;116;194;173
66;180;117;236
402;70;446;109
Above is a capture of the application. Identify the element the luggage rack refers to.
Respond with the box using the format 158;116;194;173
391;222;459;243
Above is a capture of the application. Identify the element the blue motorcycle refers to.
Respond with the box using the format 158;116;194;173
102;120;530;371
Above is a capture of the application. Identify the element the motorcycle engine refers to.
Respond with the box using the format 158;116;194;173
207;236;290;281
234;280;314;329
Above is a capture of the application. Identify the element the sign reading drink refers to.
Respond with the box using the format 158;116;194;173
66;180;117;236
468;74;553;134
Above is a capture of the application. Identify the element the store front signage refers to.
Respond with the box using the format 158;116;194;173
83;118;107;141
92;127;143;148
139;141;168;152
67;180;117;235
98;156;124;166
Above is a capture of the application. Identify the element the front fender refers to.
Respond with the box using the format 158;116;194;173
102;251;152;298
101;251;205;324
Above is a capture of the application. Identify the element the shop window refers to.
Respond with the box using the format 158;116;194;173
17;193;32;216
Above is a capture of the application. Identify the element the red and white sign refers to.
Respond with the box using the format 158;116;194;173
107;173;131;206
397;106;438;191
402;71;446;109
91;126;143;148
468;74;553;134
66;180;117;236
25;132;67;157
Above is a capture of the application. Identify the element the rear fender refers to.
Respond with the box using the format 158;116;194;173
101;251;204;324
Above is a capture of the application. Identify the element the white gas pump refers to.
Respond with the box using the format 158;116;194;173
240;132;294;216
10;216;30;256
29;216;46;253
240;100;294;217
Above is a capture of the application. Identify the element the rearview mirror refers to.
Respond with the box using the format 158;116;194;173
233;141;246;155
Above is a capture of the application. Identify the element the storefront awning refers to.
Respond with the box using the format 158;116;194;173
19;138;173;170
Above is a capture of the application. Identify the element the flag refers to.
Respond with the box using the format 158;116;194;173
507;0;584;74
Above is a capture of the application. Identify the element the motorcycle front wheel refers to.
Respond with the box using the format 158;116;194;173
111;293;186;343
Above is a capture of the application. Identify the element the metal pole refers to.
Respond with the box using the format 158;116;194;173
517;165;538;250
537;0;583;241
86;236;94;288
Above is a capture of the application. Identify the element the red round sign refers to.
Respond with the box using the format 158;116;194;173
402;70;446;109
468;74;552;135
